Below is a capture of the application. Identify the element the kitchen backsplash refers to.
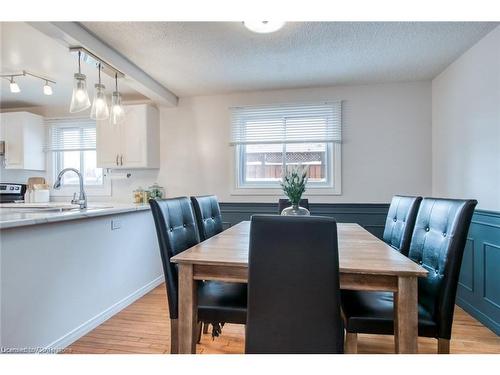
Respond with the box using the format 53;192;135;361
1;159;162;204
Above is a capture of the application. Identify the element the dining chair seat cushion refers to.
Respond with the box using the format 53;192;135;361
341;290;437;337
198;281;248;325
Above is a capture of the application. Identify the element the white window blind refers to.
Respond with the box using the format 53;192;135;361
229;101;342;145
45;118;97;152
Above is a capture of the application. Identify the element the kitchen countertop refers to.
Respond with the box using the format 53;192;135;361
0;203;151;229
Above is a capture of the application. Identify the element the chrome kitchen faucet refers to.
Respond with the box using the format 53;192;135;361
53;168;87;209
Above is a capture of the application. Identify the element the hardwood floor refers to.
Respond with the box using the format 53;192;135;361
65;284;500;354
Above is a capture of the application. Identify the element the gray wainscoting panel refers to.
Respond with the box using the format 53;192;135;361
457;209;500;335
220;202;390;239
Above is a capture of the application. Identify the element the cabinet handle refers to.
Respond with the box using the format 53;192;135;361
116;154;119;166
120;155;123;166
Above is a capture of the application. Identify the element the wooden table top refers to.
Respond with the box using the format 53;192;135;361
171;221;427;277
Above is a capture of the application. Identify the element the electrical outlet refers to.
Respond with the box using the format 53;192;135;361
111;219;121;230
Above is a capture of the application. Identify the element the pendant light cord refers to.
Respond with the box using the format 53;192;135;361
78;51;81;74
98;63;102;84
115;73;118;91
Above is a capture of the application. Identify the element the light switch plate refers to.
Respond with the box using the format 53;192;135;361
111;219;121;230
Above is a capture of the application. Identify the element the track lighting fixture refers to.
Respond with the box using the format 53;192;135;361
1;70;55;95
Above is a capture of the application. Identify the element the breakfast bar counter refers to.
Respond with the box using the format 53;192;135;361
0;203;151;229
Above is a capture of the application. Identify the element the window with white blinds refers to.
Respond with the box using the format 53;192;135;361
45;118;104;188
229;102;342;145
231;102;342;193
45;118;97;152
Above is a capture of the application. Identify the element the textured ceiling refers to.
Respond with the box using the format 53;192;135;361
0;22;145;109
81;21;498;97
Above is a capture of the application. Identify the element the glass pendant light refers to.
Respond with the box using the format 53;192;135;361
70;51;91;112
110;73;125;125
90;63;109;120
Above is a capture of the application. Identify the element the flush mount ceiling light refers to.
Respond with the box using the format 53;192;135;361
110;73;125;125
243;21;285;34
70;51;91;113
90;63;110;121
1;70;56;95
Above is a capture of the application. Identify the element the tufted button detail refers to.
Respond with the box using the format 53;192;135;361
170;227;173;231
393;218;397;222
183;223;187;228
425;227;430;232
443;232;446;237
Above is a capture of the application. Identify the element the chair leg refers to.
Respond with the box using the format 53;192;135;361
345;332;358;354
170;319;178;354
203;322;209;334
196;321;203;343
438;338;450;354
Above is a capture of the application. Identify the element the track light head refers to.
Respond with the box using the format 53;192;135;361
9;77;20;93
43;81;53;96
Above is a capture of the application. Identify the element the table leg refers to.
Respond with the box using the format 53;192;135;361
394;276;418;353
178;263;197;354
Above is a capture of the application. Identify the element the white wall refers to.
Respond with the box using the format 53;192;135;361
158;81;432;203
432;26;500;211
1;82;432;204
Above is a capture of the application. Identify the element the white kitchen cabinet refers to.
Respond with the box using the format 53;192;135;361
96;104;159;169
0;112;45;170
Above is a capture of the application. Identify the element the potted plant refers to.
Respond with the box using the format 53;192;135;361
280;165;310;216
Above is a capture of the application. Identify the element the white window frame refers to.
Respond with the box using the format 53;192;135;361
231;142;341;196
46;119;111;197
229;101;342;196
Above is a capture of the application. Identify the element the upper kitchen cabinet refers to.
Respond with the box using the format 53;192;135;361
0;112;45;171
96;104;160;169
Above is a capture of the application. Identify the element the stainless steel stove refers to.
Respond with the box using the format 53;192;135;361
0;183;27;203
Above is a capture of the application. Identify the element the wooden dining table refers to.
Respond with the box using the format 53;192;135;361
171;221;428;354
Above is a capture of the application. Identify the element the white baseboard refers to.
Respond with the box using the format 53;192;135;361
45;275;165;352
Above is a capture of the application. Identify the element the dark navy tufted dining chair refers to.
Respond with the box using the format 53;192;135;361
150;197;247;353
383;195;422;255
190;195;224;241
341;198;477;354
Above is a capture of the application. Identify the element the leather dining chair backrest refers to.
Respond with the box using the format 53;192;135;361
245;215;344;353
190;195;224;241
408;197;477;340
277;198;310;214
383;195;422;255
150;197;201;319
